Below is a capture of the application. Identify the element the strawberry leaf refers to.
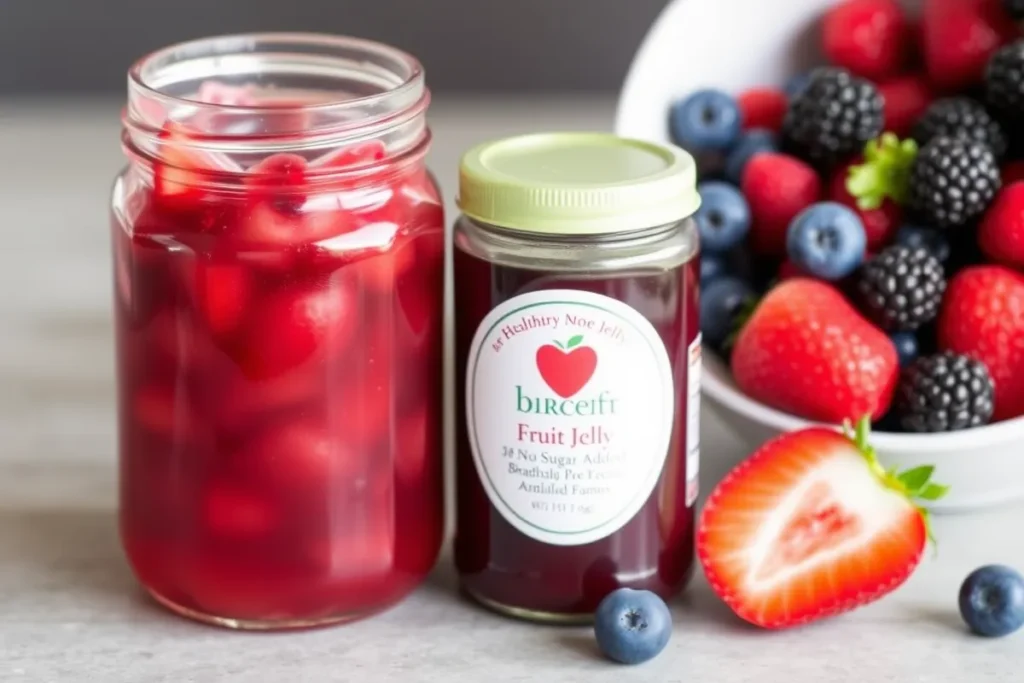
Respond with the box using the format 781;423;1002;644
846;133;918;210
918;482;951;501
898;466;935;493
567;335;583;349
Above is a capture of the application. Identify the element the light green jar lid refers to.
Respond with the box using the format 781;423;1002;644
457;132;700;235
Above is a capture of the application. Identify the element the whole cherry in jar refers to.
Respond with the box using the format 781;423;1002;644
112;33;445;629
453;133;702;622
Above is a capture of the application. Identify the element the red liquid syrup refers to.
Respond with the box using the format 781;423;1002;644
113;98;445;626
453;247;700;617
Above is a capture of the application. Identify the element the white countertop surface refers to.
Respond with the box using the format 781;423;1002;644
1;95;1022;682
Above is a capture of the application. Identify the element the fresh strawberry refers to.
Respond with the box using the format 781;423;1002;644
922;0;1018;92
829;163;902;251
234;281;357;380
938;266;1024;421
877;75;934;138
741;153;822;257
699;418;947;629
979;182;1024;269
738;89;788;132
181;260;252;337
732;279;899;422
1002;161;1024;185
822;0;909;80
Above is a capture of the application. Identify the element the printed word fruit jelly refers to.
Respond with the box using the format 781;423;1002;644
112;34;444;629
453;133;702;622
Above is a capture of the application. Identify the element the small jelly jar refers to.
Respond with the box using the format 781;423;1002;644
111;34;445;629
453;133;702;622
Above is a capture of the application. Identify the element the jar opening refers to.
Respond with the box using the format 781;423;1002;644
123;33;430;183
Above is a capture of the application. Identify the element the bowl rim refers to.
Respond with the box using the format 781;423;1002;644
702;355;1024;450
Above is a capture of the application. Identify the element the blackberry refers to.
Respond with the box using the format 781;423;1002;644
1004;0;1024;20
907;136;1001;229
896;352;995;432
857;245;945;331
912;98;1008;159
782;68;884;167
986;40;1024;123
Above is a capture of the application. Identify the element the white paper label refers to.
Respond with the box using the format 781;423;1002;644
685;334;702;507
465;289;675;546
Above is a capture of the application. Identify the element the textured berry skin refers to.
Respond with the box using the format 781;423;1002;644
695;181;751;253
786;202;867;281
959;565;1024;638
782;68;885;168
896;352;995;432
732;279;899;423
922;0;1018;92
891;332;919;367
979;182;1024;268
857;245;946;332
829;163;902;251
939;266;1024;421
822;0;909;80
701;277;755;349
593;589;672;665
741;153;822;257
738;89;788;132
878;75;935;137
725;129;778;184
908;136;1001;229
701;254;727;285
912;98;1008;159
986;40;1024;123
894;225;951;263
1004;0;1024;20
670;89;742;154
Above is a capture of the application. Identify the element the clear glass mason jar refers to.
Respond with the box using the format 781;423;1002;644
111;34;445;629
452;133;701;622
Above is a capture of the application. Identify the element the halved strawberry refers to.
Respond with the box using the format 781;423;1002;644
152;122;239;205
699;418;948;629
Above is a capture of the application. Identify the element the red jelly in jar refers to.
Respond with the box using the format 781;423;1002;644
453;133;702;622
112;34;444;629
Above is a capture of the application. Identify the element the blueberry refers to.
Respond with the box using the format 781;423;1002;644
701;254;727;284
696;181;751;253
701;276;755;348
786;202;867;280
890;332;919;368
725;129;778;184
593;588;672;665
785;71;813;98
959;565;1024;638
895;225;951;264
669;89;742;154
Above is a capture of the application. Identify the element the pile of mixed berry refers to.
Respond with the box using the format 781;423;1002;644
674;0;1024;433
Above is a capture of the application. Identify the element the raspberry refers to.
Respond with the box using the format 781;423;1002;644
896;352;995;432
877;75;934;138
822;0;909;80
912;98;1008;159
907;136;1001;229
857;245;946;331
740;153;822;257
922;0;1018;92
738;89;788;132
781;68;885;168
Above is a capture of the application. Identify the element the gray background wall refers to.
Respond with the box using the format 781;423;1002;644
0;0;669;94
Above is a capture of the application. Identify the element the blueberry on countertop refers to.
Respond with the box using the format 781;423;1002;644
670;89;742;155
594;588;672;665
696;181;751;253
959;565;1024;638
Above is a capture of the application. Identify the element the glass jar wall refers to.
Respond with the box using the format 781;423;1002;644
112;34;445;629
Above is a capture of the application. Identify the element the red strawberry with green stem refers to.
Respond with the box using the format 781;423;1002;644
731;279;899;423
699;417;948;630
536;335;598;399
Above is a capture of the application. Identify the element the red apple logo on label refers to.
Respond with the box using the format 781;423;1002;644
535;335;598;398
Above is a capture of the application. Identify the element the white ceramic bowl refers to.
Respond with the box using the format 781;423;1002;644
615;0;1024;512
